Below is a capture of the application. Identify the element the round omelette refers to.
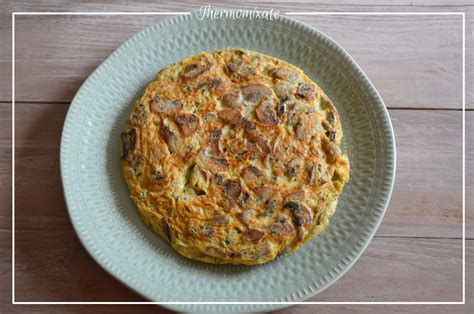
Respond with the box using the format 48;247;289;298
120;48;350;265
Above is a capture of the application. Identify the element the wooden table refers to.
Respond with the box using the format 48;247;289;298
1;1;473;313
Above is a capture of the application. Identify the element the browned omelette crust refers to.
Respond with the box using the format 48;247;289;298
121;48;350;265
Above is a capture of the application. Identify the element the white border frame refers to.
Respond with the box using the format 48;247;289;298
11;10;466;306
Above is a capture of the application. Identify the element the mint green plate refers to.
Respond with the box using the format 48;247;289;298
60;11;395;312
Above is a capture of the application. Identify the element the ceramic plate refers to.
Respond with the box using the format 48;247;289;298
60;11;396;312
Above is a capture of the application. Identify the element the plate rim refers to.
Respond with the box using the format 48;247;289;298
60;12;396;312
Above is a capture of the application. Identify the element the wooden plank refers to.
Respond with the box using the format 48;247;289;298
9;229;146;302
296;14;465;109
4;103;469;238
277;304;472;314
0;3;470;108
3;0;474;13
2;235;472;311
7;228;466;302
467;106;474;243
467;6;474;109
0;102;11;230
311;237;466;302
379;109;464;238
1;228;171;311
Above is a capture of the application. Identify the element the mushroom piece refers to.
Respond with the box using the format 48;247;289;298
277;95;293;117
209;156;229;167
183;62;211;80
121;128;137;161
243;229;264;243
221;92;242;108
188;78;225;92
274;81;296;98
285;189;306;202
210;78;225;91
174;113;200;137
270;67;299;81
308;162;328;186
150;98;184;115
267;218;295;236
209;130;223;155
218;109;243;126
294;121;311;141
242;118;256;130
309;162;317;185
213;215;230;225
255;186;281;210
226;59;257;79
283;201;313;227
239;191;251;207
241;166;265;187
205;247;227;259
286;157;303;179
129;154;144;176
245;130;271;154
160;125;179;154
211;173;224;186
197;152;229;173
254;186;275;203
186;80;208;92
224;179;242;209
239;66;257;79
255;101;279;126
161;218;172;241
296;83;317;99
323;140;342;162
226;59;243;74
129;104;148;126
242;84;272;103
326;130;337;142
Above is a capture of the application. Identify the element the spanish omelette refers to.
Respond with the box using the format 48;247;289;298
120;48;350;265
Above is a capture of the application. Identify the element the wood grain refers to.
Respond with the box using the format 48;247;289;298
9;230;466;302
0;0;472;312
0;99;11;230
2;238;471;313
0;1;470;108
